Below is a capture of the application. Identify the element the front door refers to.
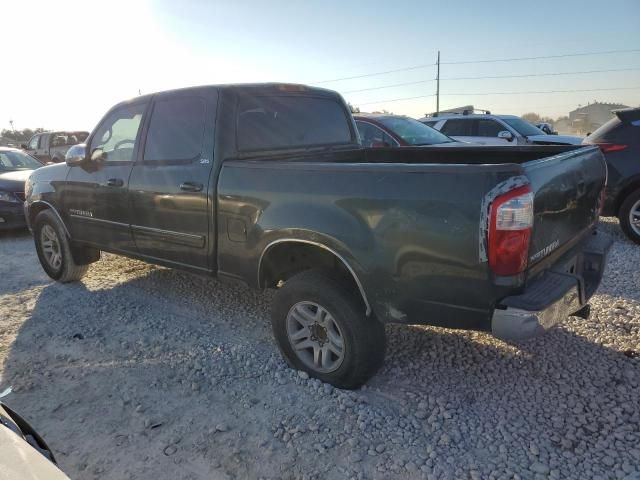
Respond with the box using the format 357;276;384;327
473;119;514;145
128;89;217;270
64;100;148;252
25;134;42;160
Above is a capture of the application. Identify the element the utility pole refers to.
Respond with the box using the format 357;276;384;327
436;50;440;114
9;120;15;133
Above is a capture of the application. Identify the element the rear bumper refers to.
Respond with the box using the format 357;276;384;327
492;231;613;341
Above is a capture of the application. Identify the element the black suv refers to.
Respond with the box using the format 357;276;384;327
584;108;640;244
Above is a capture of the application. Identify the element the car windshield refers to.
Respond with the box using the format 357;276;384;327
377;116;454;145
501;117;545;137
0;150;43;170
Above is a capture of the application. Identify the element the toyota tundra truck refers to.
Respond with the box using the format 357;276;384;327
24;83;611;388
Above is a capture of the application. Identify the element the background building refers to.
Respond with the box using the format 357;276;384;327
569;102;629;135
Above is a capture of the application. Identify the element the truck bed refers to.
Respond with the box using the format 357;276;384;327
236;144;583;165
218;144;605;329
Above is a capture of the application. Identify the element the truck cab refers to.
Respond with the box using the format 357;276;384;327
24;131;89;163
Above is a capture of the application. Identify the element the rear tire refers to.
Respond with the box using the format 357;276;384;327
618;189;640;245
33;210;89;282
271;269;386;389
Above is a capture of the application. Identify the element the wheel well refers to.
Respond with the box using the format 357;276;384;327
29;202;50;227
259;241;370;314
615;181;640;215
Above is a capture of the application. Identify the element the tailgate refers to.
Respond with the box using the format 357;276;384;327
524;146;606;267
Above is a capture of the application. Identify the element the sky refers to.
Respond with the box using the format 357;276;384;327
2;0;639;132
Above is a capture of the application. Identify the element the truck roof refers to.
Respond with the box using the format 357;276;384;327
125;83;341;106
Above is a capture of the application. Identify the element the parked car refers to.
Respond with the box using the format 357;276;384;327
0;147;43;230
25;83;611;388
354;113;457;147
583;107;640;244
23;131;89;164
0;400;70;479
420;113;582;146
535;122;556;135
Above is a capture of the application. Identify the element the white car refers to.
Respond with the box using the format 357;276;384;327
419;113;582;146
0;400;70;480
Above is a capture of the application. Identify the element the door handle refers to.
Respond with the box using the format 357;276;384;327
106;178;124;187
180;182;203;192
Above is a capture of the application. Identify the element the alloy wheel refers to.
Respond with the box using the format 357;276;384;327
41;224;62;271
286;301;345;373
630;199;640;236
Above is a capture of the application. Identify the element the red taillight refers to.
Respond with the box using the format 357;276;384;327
595;143;628;153
488;185;534;276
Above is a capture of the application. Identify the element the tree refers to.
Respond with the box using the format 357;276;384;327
0;127;46;142
521;113;554;126
347;103;360;114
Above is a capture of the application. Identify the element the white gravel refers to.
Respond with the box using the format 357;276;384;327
0;219;638;480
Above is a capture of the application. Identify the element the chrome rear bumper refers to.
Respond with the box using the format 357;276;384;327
492;231;612;341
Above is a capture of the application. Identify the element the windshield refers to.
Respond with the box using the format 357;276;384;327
377;116;454;145
502;117;545;137
0;150;43;171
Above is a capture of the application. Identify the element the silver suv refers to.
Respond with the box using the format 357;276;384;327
418;113;582;146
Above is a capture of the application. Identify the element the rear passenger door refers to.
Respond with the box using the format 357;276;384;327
439;119;474;143
128;89;217;271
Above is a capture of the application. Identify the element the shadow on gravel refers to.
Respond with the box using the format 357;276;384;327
1;257;638;479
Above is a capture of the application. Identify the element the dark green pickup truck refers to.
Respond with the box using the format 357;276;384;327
24;83;611;388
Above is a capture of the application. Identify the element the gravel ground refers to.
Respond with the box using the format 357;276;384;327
0;218;638;480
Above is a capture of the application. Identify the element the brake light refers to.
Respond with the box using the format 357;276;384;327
594;143;628;153
488;185;534;276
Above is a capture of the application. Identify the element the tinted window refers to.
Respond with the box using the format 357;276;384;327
91;103;145;162
0;150;42;170
501;117;544;136
440;119;473;136
237;95;352;151
144;96;206;161
377;116;453;145
356;121;396;147
476;119;505;137
588;119;639;145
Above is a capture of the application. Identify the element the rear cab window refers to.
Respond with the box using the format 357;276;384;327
236;95;354;152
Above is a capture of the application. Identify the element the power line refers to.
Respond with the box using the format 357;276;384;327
314;63;435;84
314;48;640;85
441;48;640;65
356;86;640;106
341;67;640;94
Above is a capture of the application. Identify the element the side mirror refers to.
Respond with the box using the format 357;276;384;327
498;130;514;141
65;144;87;166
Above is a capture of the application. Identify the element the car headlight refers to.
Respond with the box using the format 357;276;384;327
0;190;21;203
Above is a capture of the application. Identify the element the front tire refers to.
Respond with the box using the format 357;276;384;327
271;270;386;389
34;210;89;282
618;189;640;245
